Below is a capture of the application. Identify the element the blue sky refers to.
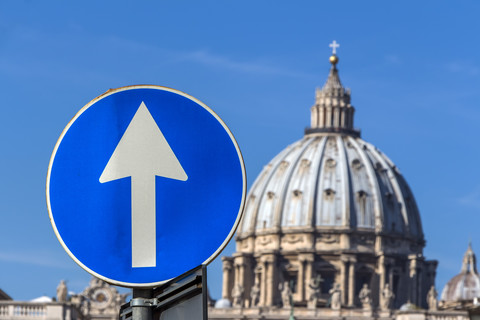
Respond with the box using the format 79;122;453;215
1;1;480;301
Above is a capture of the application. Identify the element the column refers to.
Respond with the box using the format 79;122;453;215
348;258;356;306
264;254;276;306
260;259;267;306
378;255;386;309
348;108;354;129
304;254;314;304
340;260;347;305
235;260;246;290
311;107;318;127
333;107;340;127
417;263;423;307
319;106;325;127
409;255;418;305
326;107;332;127
378;255;386;294
222;257;233;299
298;259;305;302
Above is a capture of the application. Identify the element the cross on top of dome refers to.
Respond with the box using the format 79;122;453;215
329;40;340;55
329;41;340;66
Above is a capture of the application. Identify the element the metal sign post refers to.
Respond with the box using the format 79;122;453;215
131;289;154;320
120;266;207;320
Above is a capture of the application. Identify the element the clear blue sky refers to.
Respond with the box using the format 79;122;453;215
1;1;480;301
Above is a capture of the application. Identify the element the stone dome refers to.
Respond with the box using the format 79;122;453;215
217;53;436;313
441;244;480;302
238;134;423;241
237;56;424;248
214;298;232;308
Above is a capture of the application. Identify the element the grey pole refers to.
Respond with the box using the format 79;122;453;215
131;289;154;320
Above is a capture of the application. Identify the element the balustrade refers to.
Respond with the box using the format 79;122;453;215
0;302;48;319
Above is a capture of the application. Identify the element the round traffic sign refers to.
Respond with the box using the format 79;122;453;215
46;85;246;287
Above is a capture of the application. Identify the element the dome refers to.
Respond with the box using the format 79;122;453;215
214;298;232;308
238;135;422;241
399;302;420;311
216;52;436;314
237;55;424;249
30;296;53;303
441;244;480;302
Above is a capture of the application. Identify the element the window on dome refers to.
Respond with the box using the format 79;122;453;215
356;190;372;227
352;159;363;170
324;188;335;201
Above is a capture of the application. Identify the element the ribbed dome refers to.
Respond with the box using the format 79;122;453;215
237;55;424;245
441;244;480;302
238;135;422;239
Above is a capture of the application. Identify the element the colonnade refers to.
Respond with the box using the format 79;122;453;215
221;251;435;310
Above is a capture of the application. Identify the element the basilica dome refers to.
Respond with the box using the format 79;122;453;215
237;56;424;248
215;53;436;314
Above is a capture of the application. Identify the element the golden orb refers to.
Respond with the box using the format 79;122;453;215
329;55;339;65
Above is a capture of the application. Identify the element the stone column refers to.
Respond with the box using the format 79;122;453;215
348;108;354;129
298;254;314;303
408;255;418;305
326;107;332;127
235;261;246;289
339;258;347;305
304;254;314;304
378;255;389;310
298;260;305;302
264;254;276;306
417;263;423;307
260;259;267;306
378;255;386;294
319;106;325;127
222;257;234;300
333;107;340;127
305;258;313;284
233;255;248;307
311;107;318;127
348;258;356;306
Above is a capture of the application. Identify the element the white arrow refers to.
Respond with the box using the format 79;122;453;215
99;102;188;268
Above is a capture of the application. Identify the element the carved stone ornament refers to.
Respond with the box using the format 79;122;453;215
358;284;372;310
316;233;339;244
329;283;342;310
258;236;273;246
353;235;375;246
284;234;304;244
380;283;394;311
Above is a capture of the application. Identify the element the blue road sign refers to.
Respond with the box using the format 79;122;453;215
46;85;246;287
